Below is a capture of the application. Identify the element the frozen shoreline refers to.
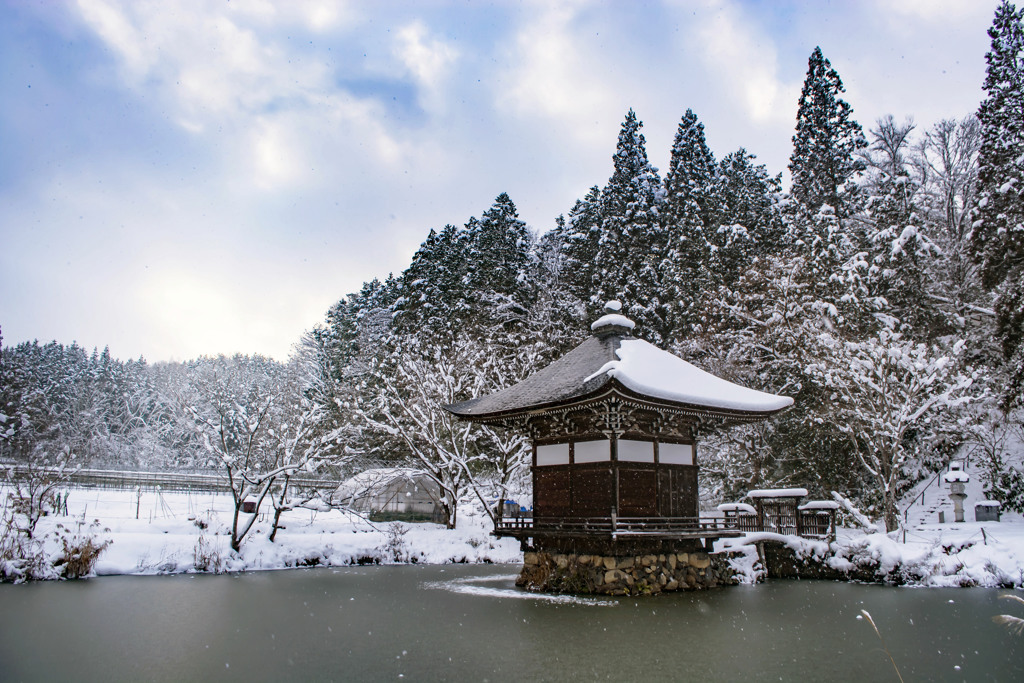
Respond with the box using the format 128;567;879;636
6;487;521;579
8;486;1024;588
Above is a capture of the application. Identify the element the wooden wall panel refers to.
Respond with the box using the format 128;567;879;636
618;467;658;516
534;468;571;517
571;467;613;516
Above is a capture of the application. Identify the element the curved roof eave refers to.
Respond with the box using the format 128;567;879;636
444;378;792;425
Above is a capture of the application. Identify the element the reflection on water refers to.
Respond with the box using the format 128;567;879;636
1;564;1022;681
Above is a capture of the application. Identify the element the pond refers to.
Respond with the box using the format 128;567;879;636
1;565;1022;681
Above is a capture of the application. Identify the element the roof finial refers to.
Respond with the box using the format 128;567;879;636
591;300;635;336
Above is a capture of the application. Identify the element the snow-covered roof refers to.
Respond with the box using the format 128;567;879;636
977;500;1002;507
798;501;840;511
446;307;793;421
717;502;756;514
943;470;970;483
746;488;809;499
588;340;793;413
333;467;432;501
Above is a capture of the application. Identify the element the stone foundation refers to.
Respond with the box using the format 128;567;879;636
517;550;739;595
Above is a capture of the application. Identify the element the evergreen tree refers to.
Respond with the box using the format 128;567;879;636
593;109;669;344
663;109;723;233
715;148;784;286
789;46;868;218
555;186;603;304
661;109;722;340
971;0;1024;406
859;118;943;337
393;224;465;335
462;192;534;318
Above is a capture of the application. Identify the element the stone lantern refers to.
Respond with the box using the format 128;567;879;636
942;462;970;523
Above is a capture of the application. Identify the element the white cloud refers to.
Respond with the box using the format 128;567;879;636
393;21;459;113
881;0;992;23
76;0;320;123
496;0;616;147
394;21;458;89
227;0;354;32
75;0;154;77
685;0;797;126
74;0;424;194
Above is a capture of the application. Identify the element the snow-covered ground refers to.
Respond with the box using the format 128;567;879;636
10;484;1024;588
721;521;1024;588
8;486;521;578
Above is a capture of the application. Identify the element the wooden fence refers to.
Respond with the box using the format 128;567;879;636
1;465;338;495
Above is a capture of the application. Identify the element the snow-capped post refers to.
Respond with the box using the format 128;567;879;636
445;300;794;595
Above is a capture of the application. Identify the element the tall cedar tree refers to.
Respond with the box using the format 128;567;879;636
716;149;783;279
556;186;603;305
971;0;1024;407
462;193;534;321
392;224;467;337
789;47;868;218
594;110;668;344
661;109;721;339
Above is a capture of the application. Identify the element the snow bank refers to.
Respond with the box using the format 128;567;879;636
14;486;1024;591
6;487;521;580
718;523;1024;588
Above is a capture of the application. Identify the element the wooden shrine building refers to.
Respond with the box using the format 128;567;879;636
446;302;793;594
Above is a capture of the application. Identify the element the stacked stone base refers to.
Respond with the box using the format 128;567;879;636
517;550;738;595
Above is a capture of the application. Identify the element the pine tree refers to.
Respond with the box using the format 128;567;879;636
789;47;868;218
971;0;1024;406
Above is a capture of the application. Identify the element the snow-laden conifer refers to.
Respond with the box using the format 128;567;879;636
789;46;867;218
971;0;1024;407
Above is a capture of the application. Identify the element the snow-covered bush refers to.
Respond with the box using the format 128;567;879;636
379;522;410;564
1;509;110;582
52;520;111;579
192;534;224;573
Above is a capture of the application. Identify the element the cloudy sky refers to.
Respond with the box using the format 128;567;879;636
0;0;998;362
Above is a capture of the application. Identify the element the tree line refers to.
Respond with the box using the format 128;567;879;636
4;2;1024;533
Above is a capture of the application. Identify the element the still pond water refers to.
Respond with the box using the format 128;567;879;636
1;564;1022;681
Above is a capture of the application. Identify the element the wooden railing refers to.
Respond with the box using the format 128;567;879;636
497;515;728;535
498;509;836;541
